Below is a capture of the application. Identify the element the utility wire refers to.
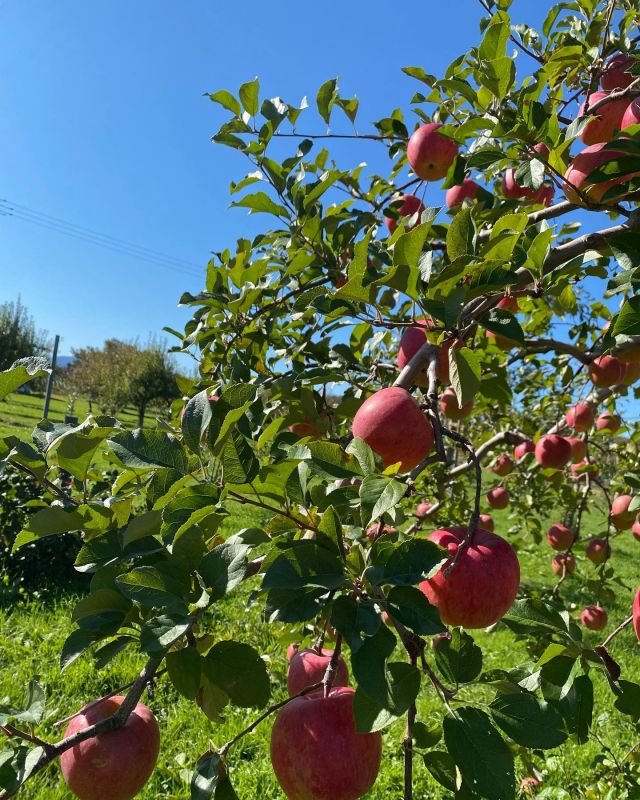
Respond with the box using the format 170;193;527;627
0;198;204;278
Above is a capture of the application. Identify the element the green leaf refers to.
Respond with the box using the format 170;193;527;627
449;346;481;408
60;629;103;670
115;567;188;614
613;296;640;337
330;595;381;653
208;90;241;116
490;693;567;748
221;428;259;484
13;507;86;550
203;641;270;708
191;753;228;800
317;78;338;124
230;192;289;217
359;475;407;527
480;308;525;345
352;686;398;733
109;430;188;472
140;614;191;654
502;598;569;635
167;647;202;699
182;390;213;455
443;706;515;800
423;751;458;792
614;680;640;720
239;77;259;116
199;529;268;601
262;541;345;591
479;20;510;61
371;539;446;587
558;674;593;744
435;628;483;684
0;357;50;401
318;505;345;557
346;438;376;476
160;484;221;543
446;207;475;260
386;586;446;634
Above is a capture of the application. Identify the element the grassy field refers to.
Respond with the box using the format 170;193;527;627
1;394;639;798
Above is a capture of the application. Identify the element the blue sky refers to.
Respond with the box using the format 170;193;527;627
0;0;556;358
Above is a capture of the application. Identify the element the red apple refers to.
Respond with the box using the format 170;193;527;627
571;459;599;480
286;643;300;662
535;435;572;470
551;553;576;575
479;513;494;532
633;587;640;641
566;437;587;463
396;318;457;385
502;169;553;204
622;98;640;129
566;402;595;432
60;696;160;800
632;517;640;542
352;387;434;472
498;295;519;313
589;355;625;387
601;55;637;91
611;494;636;530
622;361;640;386
585;537;610;564
491;454;514;476
419;526;520;628
547;524;573;551
287;648;349;697
407;123;459;182
521;776;542;796
514;440;535;461
445;179;479;208
366;524;398;542
487;487;509;509
384;194;426;234
596;412;621;433
416;502;433;518
270;687;382;800
581;604;608;631
564;143;640;205
439;387;474;420
578;91;629;145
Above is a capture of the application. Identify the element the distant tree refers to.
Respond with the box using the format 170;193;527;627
0;299;50;371
128;341;181;427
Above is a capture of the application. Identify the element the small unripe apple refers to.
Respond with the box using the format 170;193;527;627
491;454;514;477
513;440;535;461
366;524;398;542
622;98;640;129
632;517;640;542
439;387;474;420
596;412;621;433
419;526;520;628
566;402;595;432
487;487;509;509
445;179;479;208
535;435;572;470
578;91;629;145
479;513;494;531
352;387;435;472
611;494;636;530
497;294;519;313
581;604;608;631
407;123;459;182
601;55;636;91
633;587;640;642
287;647;349;697
585;537;610;564
551;553;576;575
384;194;426;234
564;143;640;205
270;688;382;800
589;355;625;387
60;696;160;800
416;501;433;518
571;459;599;480
566;437;587;463
547;523;573;551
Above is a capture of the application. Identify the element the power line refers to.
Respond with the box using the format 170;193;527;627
0;198;205;278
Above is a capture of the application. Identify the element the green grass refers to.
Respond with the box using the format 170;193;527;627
1;500;639;799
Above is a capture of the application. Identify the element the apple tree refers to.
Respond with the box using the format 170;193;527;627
2;1;640;798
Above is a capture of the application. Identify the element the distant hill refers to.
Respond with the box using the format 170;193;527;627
56;355;74;368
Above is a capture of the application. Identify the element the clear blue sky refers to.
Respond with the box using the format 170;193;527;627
0;0;555;357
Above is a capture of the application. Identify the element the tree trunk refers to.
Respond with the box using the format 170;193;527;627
138;400;147;428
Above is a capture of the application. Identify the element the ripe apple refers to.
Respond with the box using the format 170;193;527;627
287;647;349;697
535;435;572;470
407;123;459;182
445;179;479;208
502;169;553;204
565;402;595;432
571;459;599;480
419;526;520;628
491;454;514;476
487;487;509;509
270;687;382;800
621;360;640;386
416;501;433;518
479;513;494;531
439;387;474;420
366;524;398;542
384;194;426;234
581;604;608;631
352;387;434;472
564;143;640;205
632;517;640;542
633;587;640;642
396;318;458;385
498;294;519;313
585;537;610;564
286;643;300;662
566;437;587;463
547;523;573;551
611;494;636;530
596;412;621;433
514;440;535;460
60;696;160;800
622;98;640;129
589;355;625;387
551;553;576;575
578;91;629;145
601;55;637;91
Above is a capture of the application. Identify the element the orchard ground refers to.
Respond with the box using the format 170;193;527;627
1;497;637;798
